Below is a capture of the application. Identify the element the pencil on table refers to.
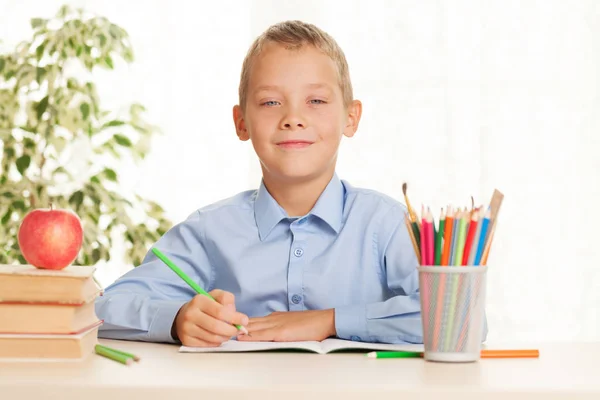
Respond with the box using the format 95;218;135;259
95;344;133;365
96;344;140;362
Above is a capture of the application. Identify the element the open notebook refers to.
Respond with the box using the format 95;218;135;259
180;338;424;354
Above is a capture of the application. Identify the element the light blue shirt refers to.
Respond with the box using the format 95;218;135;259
95;173;424;344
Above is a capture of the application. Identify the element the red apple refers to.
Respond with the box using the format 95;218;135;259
18;207;83;270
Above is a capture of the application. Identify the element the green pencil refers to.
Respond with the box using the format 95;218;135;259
453;212;469;266
95;344;133;365
366;351;423;359
96;344;140;361
434;208;445;265
151;247;249;335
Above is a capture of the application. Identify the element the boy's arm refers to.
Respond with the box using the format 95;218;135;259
334;206;488;344
334;206;422;344
94;211;211;343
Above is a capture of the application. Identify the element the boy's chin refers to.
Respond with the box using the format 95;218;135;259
265;167;332;184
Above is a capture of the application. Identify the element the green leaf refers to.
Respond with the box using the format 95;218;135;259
53;166;71;177
90;175;100;184
16;155;31;175
1;210;12;225
76;46;83;57
35;42;45;61
104;56;114;69
5;147;15;159
30;18;45;29
98;34;107;47
2;191;14;198
36;96;49;120
103;168;117;182
0;57;5;73
102;120;125;128
23;138;36;150
113;134;132;147
12;200;25;211
69;190;84;209
92;248;101;264
80;103;90;120
35;67;45;83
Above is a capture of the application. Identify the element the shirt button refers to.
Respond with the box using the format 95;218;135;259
293;248;304;257
351;335;361;342
291;294;302;304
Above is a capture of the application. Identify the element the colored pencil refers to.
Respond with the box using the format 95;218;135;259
95;344;140;362
95;345;133;365
425;208;435;265
151;248;249;335
461;210;480;265
448;210;460;265
420;206;428;265
474;208;491;265
453;212;468;266
467;208;485;266
366;349;539;359
405;214;421;264
434;208;445;265
441;207;454;266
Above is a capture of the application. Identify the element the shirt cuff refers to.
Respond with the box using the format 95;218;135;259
147;300;187;343
334;304;368;342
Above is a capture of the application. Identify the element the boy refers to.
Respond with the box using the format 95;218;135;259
95;20;423;347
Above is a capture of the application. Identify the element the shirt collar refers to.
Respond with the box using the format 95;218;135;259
254;173;345;241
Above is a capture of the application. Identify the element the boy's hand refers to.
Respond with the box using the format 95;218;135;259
172;289;249;347
238;309;336;342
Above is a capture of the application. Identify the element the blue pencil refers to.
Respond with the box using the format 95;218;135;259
474;208;491;265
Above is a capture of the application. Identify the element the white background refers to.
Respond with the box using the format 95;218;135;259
1;0;599;343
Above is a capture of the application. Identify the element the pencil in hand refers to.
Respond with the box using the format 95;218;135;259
151;247;249;335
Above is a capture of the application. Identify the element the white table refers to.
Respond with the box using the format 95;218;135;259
1;340;599;399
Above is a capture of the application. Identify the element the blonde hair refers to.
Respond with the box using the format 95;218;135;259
238;20;353;110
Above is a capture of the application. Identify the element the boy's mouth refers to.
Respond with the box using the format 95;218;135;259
276;140;314;149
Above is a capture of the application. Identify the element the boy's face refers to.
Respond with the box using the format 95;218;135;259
233;43;362;185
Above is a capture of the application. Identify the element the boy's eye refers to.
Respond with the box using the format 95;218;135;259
261;100;280;107
309;99;326;104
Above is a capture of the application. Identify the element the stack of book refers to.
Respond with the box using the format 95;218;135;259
0;264;102;360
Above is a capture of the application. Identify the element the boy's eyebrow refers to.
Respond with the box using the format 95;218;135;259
253;83;334;93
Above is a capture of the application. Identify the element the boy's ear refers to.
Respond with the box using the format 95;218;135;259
343;100;362;138
233;105;250;141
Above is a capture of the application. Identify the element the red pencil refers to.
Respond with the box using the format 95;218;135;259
425;208;435;265
462;210;480;265
420;205;427;265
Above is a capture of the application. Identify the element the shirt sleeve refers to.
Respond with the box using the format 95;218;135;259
334;205;422;344
94;211;212;343
335;205;488;344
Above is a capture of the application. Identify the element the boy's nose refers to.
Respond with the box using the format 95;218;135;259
283;121;305;129
280;111;306;130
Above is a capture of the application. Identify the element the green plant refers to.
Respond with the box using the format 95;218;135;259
0;5;172;267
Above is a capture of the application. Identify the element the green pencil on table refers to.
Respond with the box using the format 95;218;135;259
151;247;249;335
95;344;138;365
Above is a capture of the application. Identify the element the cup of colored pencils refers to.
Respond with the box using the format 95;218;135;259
402;185;504;363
